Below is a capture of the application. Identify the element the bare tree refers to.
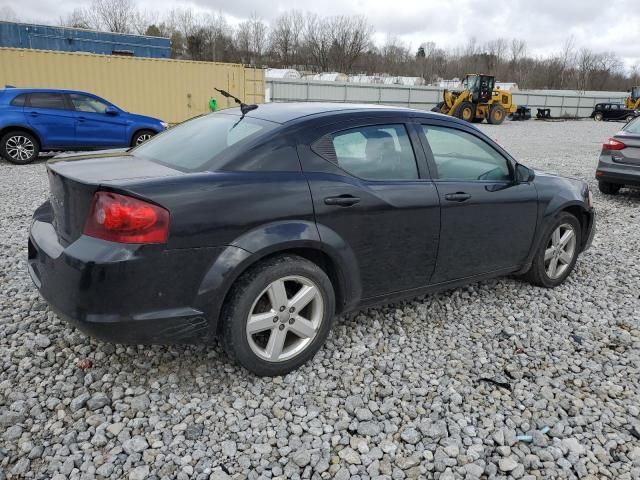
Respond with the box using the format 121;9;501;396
576;47;596;91
60;8;92;29
327;15;373;73
249;14;268;65
270;11;304;67
304;13;332;72
559;36;576;88
0;5;18;22
87;0;138;33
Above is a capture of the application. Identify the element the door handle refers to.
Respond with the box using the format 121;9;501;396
324;195;361;207
29;111;39;117
444;192;472;202
77;116;86;122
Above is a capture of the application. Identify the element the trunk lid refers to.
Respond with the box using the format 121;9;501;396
613;132;640;166
47;152;183;246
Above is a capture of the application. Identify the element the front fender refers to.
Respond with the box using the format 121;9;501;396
194;220;362;335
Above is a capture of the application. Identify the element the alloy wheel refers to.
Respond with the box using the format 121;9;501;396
6;135;35;162
136;133;152;145
544;223;576;279
246;275;324;362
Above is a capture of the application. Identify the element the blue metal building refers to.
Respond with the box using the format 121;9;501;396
0;21;171;58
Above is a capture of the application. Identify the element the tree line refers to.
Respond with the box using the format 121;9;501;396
5;0;639;91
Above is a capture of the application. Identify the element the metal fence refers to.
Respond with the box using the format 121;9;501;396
266;79;627;118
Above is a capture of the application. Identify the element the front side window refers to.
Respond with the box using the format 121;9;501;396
422;125;511;181
320;124;419;180
70;94;110;114
28;93;67;110
133;113;275;171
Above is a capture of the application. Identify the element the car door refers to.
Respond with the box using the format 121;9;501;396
603;104;614;120
25;92;76;148
300;119;441;299
68;93;127;147
417;121;538;283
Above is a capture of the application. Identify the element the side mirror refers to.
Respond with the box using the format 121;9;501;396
515;163;535;183
104;106;118;115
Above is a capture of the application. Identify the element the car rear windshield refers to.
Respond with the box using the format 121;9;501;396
132;113;276;171
624;117;640;134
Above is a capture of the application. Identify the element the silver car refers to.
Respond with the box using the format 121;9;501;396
596;117;640;194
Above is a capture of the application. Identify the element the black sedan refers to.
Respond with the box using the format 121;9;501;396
591;102;638;122
28;103;595;376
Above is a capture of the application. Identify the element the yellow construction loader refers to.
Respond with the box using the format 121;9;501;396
624;86;640;110
432;74;517;125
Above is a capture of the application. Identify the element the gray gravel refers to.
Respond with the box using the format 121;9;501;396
1;119;639;480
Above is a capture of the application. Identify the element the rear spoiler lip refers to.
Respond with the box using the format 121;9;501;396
49;148;130;163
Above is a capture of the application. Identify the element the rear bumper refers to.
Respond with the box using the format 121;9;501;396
596;156;640;187
596;170;640;187
28;201;224;344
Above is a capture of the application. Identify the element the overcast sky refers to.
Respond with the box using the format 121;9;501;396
4;0;640;70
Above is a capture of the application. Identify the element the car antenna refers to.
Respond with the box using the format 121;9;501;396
214;88;258;117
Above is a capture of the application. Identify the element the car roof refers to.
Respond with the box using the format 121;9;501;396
0;87;94;96
222;102;455;124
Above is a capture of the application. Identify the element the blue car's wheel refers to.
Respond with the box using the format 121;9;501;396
1;131;40;165
131;130;155;147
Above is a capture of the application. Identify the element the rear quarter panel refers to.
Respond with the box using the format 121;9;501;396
111;171;317;250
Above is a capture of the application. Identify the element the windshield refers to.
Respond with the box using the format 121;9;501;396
132;113;275;171
464;75;479;90
624;116;640;134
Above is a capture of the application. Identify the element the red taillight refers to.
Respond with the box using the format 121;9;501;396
84;191;169;244
602;138;626;150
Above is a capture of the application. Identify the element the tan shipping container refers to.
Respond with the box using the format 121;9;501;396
0;48;265;124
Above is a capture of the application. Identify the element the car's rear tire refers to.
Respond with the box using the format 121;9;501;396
523;212;581;288
221;254;336;376
626;115;634;122
1;130;40;165
131;130;155;147
598;180;622;195
487;104;506;125
594;112;603;121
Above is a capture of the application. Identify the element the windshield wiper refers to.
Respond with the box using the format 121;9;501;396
214;88;258;117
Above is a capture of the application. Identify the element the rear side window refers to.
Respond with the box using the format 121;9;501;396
28;93;67;110
422;125;511;181
315;124;419;180
624;117;640;134
133;113;275;171
10;94;27;106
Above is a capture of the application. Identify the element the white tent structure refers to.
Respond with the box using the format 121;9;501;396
265;68;302;79
305;72;349;82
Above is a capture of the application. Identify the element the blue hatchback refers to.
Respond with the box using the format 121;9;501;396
0;87;167;164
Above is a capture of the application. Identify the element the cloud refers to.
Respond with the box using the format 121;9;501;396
7;0;640;67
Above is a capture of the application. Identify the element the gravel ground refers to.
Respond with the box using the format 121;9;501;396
1;120;639;480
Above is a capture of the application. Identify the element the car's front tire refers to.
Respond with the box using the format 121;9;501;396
598;180;622;195
221;254;336;376
523;212;581;288
1;131;40;165
131;130;155;147
594;112;603;121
